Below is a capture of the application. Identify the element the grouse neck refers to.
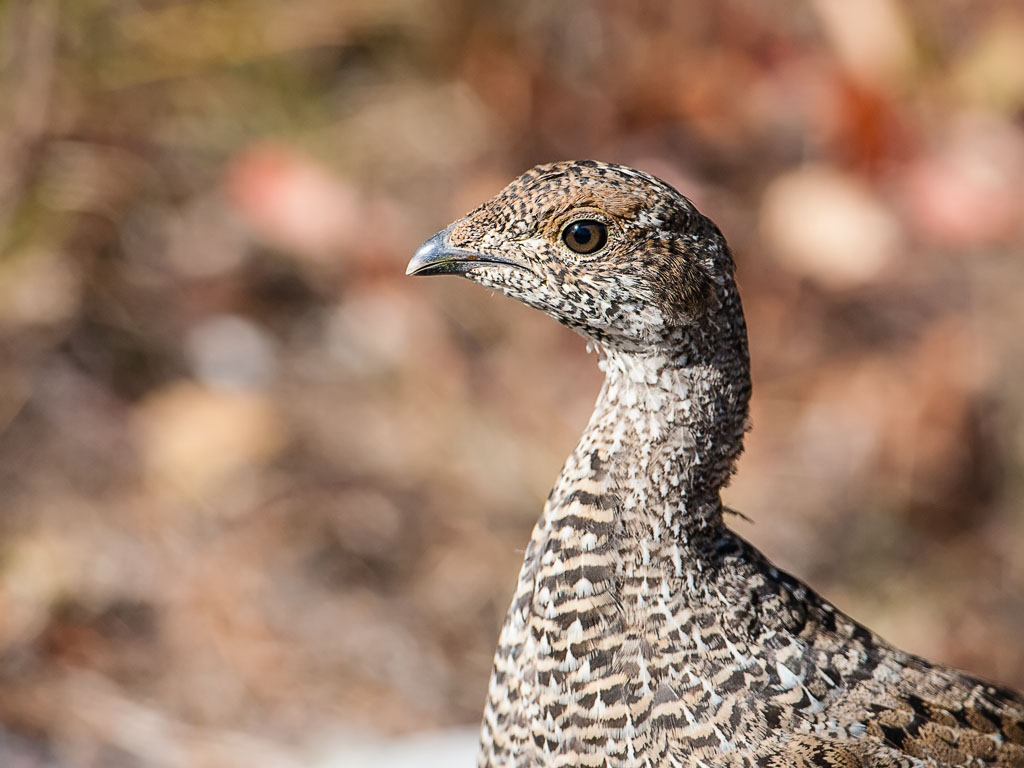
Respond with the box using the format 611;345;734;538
579;332;750;546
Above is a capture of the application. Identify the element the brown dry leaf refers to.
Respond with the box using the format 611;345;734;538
810;0;916;89
953;15;1024;113
760;165;903;289
134;381;287;502
0;246;80;328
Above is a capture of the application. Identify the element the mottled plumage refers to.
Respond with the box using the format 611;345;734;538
407;161;1024;768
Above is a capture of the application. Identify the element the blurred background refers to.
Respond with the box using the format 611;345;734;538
1;0;1023;765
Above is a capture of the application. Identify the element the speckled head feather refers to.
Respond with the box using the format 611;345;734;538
410;160;733;349
409;161;1024;768
410;160;752;497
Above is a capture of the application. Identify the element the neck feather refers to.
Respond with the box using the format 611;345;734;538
559;308;750;553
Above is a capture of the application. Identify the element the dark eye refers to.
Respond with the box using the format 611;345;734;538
561;220;608;255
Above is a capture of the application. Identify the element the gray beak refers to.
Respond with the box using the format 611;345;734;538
406;227;523;277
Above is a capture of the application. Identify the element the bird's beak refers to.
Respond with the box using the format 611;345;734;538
406;227;523;277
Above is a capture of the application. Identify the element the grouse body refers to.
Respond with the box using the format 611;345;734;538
407;161;1024;768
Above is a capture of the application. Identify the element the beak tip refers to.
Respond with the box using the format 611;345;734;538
405;230;447;277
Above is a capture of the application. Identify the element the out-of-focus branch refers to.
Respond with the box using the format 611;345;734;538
0;0;57;238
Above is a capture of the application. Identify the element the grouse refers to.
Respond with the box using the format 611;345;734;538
406;161;1024;768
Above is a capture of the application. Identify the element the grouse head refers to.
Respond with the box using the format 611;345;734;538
407;160;741;355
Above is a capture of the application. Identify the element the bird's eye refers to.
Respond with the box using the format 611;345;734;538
561;220;608;255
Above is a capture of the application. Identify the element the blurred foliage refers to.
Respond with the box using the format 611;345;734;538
0;0;1023;765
